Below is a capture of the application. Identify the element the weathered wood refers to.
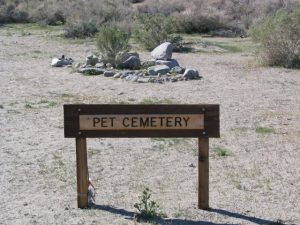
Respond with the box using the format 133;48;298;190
64;104;220;138
79;114;204;130
76;137;88;208
198;137;209;210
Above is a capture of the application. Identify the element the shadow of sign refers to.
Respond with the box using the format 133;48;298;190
90;204;282;225
90;204;234;225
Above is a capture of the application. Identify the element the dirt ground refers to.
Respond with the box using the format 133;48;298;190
0;24;299;225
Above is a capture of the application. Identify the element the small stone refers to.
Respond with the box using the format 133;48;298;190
155;59;179;69
95;62;105;68
51;57;73;67
121;71;135;77
125;74;139;82
170;66;185;74
147;65;170;76
104;71;116;77
142;60;156;68
122;56;141;69
189;163;196;168
86;55;99;66
113;73;121;78
131;75;139;82
183;69;200;80
120;74;128;79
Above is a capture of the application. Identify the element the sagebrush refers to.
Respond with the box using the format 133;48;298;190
2;0;300;37
250;8;300;68
96;25;131;68
133;14;176;50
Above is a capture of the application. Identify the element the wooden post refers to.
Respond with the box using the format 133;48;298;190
198;137;209;210
76;137;89;208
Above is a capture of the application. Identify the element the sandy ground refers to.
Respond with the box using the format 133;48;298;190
0;25;300;225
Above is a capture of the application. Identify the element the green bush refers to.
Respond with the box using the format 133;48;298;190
133;14;176;50
250;8;300;68
134;188;162;220
96;25;131;68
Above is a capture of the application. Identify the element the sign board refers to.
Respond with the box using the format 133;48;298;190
64;104;220;138
79;114;204;130
63;104;220;210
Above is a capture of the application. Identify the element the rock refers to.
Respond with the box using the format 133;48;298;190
120;74;128;79
113;73;121;78
147;77;155;83
106;63;113;68
122;56;141;69
104;71;116;77
142;59;156;68
51;57;73;67
183;69;200;80
126;74;139;82
79;68;105;75
51;58;60;67
170;66;185;74
122;71;135;76
155;59;179;69
95;62;105;68
126;51;139;59
86;55;99;66
151;42;173;60
147;65;170;76
120;71;134;79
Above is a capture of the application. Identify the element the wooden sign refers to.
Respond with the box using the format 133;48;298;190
64;104;219;138
64;104;220;210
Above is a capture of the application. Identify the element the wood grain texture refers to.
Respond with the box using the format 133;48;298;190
198;137;209;210
76;138;88;208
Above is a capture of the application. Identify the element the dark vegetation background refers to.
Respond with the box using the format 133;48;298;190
1;0;299;36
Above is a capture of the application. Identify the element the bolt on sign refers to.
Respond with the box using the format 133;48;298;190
64;104;220;209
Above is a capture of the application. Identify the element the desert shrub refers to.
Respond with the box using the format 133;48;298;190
1;0;300;37
175;13;224;34
250;8;300;68
133;14;177;50
64;20;98;38
134;188;163;221
167;34;183;52
32;9;66;25
0;4;28;23
96;25;131;68
135;0;300;35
